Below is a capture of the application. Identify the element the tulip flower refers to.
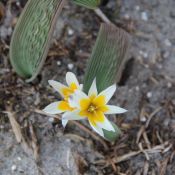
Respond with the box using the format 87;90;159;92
62;79;127;137
43;72;82;127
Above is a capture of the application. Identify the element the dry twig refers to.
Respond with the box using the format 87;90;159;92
94;8;112;24
111;142;172;164
138;142;150;160
159;157;169;175
143;161;149;175
4;108;39;161
29;121;40;161
145;107;162;128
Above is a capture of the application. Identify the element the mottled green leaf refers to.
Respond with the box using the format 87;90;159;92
10;0;66;81
83;23;130;141
103;122;122;142
72;0;101;9
84;23;129;93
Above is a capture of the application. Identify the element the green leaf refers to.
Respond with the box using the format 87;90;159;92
83;23;129;141
72;0;101;9
10;0;66;82
84;23;129;93
103;122;122;142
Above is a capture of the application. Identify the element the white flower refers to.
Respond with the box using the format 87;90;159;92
43;72;82;127
63;79;127;137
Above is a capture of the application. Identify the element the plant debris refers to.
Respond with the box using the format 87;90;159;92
0;0;175;174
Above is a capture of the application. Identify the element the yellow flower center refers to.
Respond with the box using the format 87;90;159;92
87;104;97;113
62;83;78;100
79;95;109;126
58;100;75;111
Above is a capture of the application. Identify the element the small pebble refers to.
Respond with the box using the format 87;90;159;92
141;12;148;21
163;51;169;59
124;14;130;19
147;92;152;98
163;118;170;127
140;115;147;122
65;138;71;143
68;63;74;70
143;83;147;88
172;100;175;105
16;2;20;6
129;89;133;93
135;86;140;91
144;64;149;68
57;61;61;66
11;165;17;171
139;50;148;58
143;52;148;58
7;27;12;36
135;5;140;11
157;64;163;69
17;157;21;161
167;82;172;88
48;117;55;123
0;125;4;129
68;28;74;36
164;39;172;47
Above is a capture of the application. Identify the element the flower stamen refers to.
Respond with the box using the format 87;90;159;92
87;104;97;113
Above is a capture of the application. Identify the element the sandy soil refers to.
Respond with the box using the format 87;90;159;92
0;0;175;174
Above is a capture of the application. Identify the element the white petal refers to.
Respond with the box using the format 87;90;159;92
48;80;66;97
68;90;88;108
89;121;104;137
105;105;127;114
66;72;79;87
98;84;116;104
62;119;68;128
68;96;79;108
43;101;63;114
88;78;98;97
79;84;83;90
74;89;88;99
96;116;115;132
62;110;85;120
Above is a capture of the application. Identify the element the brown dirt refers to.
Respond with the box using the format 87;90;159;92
0;0;175;175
